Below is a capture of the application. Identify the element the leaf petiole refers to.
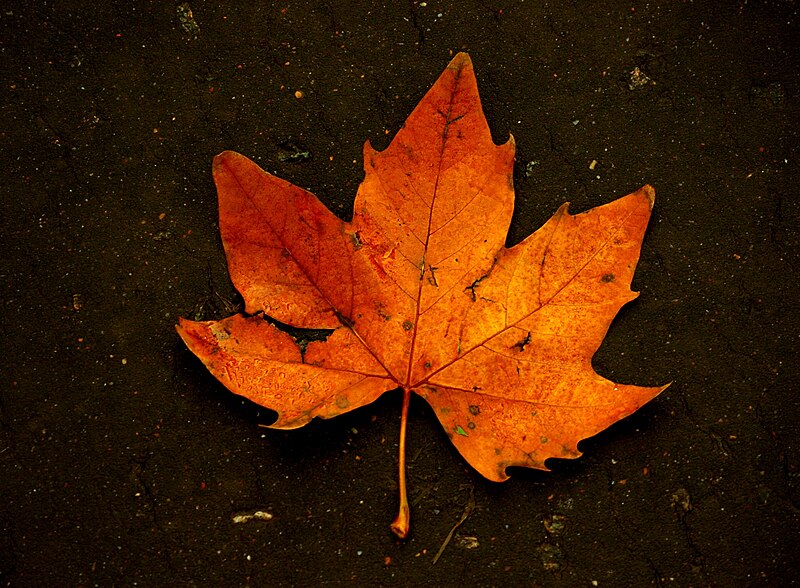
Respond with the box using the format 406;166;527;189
390;387;411;539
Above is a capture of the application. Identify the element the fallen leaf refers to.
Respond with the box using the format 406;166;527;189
177;53;667;538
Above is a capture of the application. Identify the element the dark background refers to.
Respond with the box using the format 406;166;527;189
2;1;798;585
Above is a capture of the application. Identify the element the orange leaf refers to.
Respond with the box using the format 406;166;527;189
177;53;667;538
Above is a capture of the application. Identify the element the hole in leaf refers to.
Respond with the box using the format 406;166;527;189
259;313;335;357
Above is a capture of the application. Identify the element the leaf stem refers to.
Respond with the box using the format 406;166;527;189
390;387;411;539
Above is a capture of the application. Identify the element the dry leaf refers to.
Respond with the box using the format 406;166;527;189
177;53;667;538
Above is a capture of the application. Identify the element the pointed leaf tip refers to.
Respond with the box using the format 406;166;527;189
448;52;473;69
638;184;656;209
213;150;243;174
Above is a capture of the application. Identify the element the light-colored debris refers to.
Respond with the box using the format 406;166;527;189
628;67;653;90
232;510;273;524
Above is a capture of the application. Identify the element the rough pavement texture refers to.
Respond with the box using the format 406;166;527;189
2;1;798;585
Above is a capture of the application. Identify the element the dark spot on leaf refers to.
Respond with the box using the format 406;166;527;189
540;436;548;444
376;305;391;321
512;331;532;352
351;231;363;250
402;320;414;331
424;361;432;369
261;315;334;359
334;310;355;329
465;279;481;301
468;422;476;430
601;273;615;283
468;405;481;416
427;265;439;287
464;261;496;301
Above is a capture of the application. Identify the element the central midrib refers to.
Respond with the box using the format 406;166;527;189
403;67;464;389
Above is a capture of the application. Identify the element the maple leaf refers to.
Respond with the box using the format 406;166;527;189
177;53;667;538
